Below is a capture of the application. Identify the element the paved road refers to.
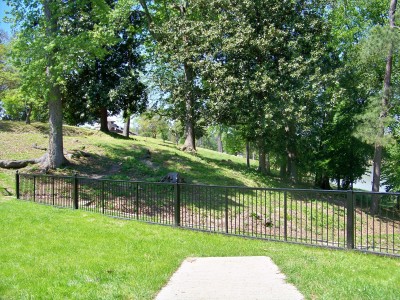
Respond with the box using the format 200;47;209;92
155;256;304;300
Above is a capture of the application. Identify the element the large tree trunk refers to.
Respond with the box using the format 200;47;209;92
246;141;250;168
217;130;223;153
47;86;66;168
44;0;67;169
265;152;271;174
287;150;297;183
280;156;287;178
258;142;266;173
123;112;130;138
99;107;109;132
286;123;298;183
371;0;397;214
181;62;196;152
315;172;331;190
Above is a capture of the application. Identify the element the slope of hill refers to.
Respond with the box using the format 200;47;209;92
0;121;292;195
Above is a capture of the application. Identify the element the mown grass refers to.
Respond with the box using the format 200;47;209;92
1;198;399;300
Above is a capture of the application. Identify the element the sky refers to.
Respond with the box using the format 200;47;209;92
0;1;12;36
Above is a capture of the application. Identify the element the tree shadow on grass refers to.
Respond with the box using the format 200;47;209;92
196;154;289;189
96;142;249;187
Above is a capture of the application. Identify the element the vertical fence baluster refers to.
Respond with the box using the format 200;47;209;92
284;191;288;242
346;190;355;249
174;183;181;226
225;188;229;234
52;177;55;206
136;183;139;220
102;181;105;214
33;175;36;202
15;171;20;199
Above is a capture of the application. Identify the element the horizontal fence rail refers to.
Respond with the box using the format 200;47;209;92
16;172;400;257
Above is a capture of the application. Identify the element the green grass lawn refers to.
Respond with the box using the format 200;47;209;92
1;198;399;300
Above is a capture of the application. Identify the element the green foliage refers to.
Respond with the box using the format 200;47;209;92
224;127;246;155
137;113;169;140
63;6;148;126
9;0;114;100
1;88;25;120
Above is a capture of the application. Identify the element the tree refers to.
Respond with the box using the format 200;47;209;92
139;0;214;152
9;0;113;168
371;0;397;201
338;0;400;208
63;6;148;133
137;113;169;140
200;0;332;180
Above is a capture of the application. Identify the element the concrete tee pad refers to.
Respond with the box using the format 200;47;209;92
155;256;304;300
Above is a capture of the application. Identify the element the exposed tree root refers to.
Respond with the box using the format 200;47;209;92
0;154;47;169
181;145;196;152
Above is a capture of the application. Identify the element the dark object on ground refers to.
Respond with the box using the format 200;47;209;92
143;149;151;159
160;172;185;183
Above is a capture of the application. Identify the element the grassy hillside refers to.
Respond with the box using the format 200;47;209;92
0;120;294;195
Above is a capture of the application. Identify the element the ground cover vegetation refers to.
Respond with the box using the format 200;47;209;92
0;198;399;299
1;0;400;196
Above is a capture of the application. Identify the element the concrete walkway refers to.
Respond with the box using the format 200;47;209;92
155;256;304;300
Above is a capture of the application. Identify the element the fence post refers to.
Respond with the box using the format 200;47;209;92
73;173;79;209
346;190;355;249
174;183;181;226
225;188;229;234
284;191;288;241
15;171;20;199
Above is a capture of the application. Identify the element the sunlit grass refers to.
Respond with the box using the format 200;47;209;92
1;199;399;300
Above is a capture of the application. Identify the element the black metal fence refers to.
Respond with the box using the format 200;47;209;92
16;172;400;257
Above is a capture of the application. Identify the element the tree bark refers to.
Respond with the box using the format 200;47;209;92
99;107;109;132
371;0;397;213
123;113;130;138
314;172;331;190
47;86;66;168
280;156;287;178
181;62;196;152
265;152;271;174
258;144;266;173
285;122;298;182
217;130;223;153
287;150;297;183
43;0;67;169
246;141;250;169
